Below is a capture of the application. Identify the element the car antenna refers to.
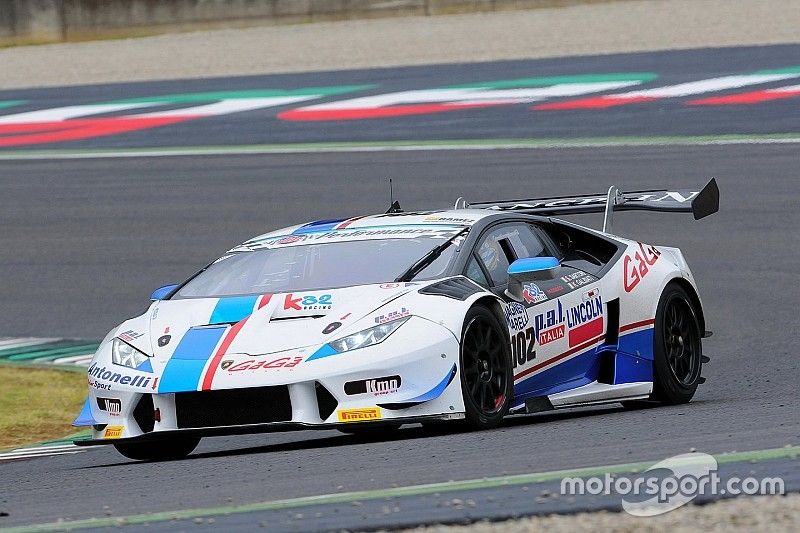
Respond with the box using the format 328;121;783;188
386;178;402;213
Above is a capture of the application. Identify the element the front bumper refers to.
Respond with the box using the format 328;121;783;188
79;317;465;443
75;413;464;447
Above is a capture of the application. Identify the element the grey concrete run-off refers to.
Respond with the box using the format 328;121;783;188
0;0;620;45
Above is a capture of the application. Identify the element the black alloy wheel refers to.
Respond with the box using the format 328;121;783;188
460;306;513;428
652;283;704;404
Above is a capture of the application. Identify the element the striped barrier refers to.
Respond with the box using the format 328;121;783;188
0;337;99;368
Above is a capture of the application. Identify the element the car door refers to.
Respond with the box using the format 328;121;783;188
465;222;606;402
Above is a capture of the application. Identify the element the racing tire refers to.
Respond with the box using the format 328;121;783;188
459;305;513;429
113;437;201;461
650;283;704;404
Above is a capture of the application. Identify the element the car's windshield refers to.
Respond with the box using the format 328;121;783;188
173;237;459;298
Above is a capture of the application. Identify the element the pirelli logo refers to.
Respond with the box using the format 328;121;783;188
103;426;124;439
337;407;382;423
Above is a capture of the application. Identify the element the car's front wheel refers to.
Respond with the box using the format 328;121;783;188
459;305;513;429
114;436;200;461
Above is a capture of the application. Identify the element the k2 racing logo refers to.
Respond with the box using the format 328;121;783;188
624;243;661;293
284;293;333;311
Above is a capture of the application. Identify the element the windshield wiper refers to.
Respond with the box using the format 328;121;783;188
395;227;470;282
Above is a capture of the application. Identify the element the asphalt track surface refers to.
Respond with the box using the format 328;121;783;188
1;46;799;530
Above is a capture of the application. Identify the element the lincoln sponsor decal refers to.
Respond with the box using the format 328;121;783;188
566;294;605;347
518;291;606;357
624;243;661;293
337;407;382;422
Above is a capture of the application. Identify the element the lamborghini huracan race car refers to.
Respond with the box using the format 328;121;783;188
74;180;719;460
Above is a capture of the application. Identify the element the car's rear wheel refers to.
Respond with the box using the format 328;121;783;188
113;436;200;461
651;283;703;404
459;305;513;429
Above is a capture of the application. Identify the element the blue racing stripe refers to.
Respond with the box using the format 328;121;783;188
159;326;227;393
512;327;655;402
209;296;258;325
306;344;338;361
400;364;457;403
292;218;347;235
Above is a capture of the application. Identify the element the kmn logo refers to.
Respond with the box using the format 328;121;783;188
344;375;401;396
96;397;122;416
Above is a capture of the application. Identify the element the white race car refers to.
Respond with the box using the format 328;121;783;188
74;180;719;460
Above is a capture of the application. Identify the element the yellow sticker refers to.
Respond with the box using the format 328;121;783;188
337;407;382;422
103;426;124;439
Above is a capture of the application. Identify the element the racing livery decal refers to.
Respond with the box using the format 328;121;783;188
624;243;661;292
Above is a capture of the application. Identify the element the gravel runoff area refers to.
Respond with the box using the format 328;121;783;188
1;0;800;90
400;494;800;533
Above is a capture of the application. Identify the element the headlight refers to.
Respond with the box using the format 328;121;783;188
329;316;410;353
111;338;150;369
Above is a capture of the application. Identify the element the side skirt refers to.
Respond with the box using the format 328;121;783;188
510;381;652;413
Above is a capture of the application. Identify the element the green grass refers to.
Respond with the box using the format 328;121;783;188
0;366;86;450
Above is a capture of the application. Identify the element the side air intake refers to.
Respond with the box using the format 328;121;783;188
419;277;483;301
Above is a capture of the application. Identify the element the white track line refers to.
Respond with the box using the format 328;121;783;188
0;444;89;461
1;136;799;160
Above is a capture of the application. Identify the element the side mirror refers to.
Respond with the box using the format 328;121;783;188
150;284;178;301
505;257;560;304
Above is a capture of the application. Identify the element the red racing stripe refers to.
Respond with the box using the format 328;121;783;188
568;317;604;348
201;319;247;391
257;293;273;309
619;318;655;333
514;334;605;382
512;318;656;382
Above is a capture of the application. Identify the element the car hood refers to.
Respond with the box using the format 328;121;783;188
133;282;423;360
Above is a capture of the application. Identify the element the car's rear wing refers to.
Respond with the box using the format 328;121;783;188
463;178;719;233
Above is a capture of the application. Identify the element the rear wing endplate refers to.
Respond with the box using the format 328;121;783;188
465;178;719;233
